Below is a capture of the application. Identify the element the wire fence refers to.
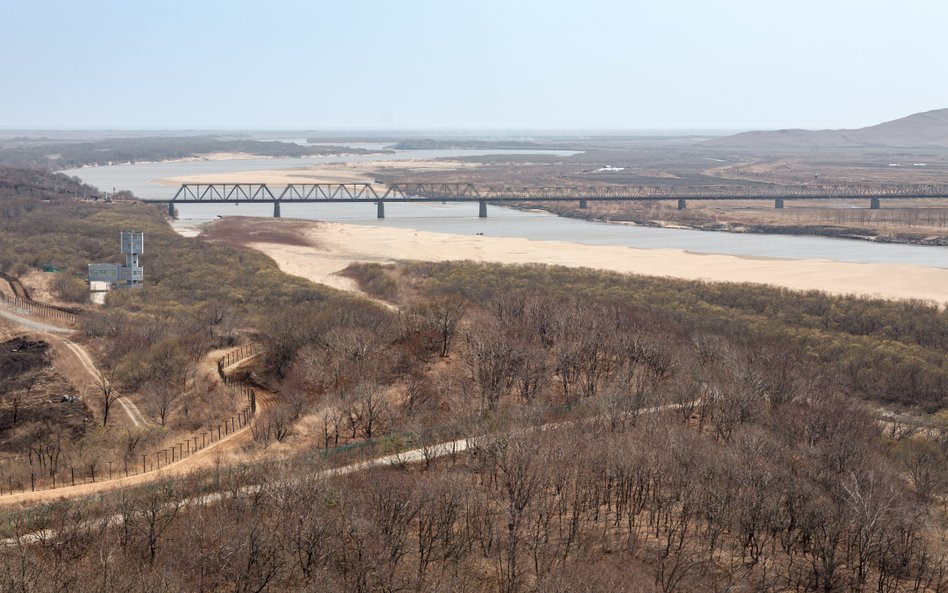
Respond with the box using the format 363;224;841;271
218;343;261;384
1;345;261;497
0;292;81;325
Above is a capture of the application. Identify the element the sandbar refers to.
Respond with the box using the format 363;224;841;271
200;217;948;305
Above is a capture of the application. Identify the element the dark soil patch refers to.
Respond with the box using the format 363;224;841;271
0;337;92;450
0;337;48;379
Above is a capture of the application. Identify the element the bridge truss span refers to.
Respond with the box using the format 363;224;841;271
170;182;948;202
156;182;948;218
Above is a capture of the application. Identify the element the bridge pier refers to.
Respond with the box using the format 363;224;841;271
168;202;176;218
273;201;281;218
677;199;687;210
775;198;784;209
479;201;487;218
870;197;881;210
377;202;385;219
579;199;587;209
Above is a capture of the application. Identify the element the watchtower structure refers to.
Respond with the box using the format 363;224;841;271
119;230;144;287
87;230;144;289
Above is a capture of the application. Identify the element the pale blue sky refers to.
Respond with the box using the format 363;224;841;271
2;0;946;131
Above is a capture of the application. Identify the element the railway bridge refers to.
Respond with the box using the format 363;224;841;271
142;182;948;218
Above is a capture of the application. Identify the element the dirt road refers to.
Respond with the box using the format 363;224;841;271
0;352;275;508
0;308;73;334
56;336;150;428
0;303;146;428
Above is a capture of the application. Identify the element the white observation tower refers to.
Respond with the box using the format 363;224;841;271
88;230;144;289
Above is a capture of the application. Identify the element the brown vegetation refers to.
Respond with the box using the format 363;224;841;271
0;165;946;592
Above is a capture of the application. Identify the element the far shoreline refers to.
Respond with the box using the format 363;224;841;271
504;203;948;247
140;154;948;248
191;216;948;306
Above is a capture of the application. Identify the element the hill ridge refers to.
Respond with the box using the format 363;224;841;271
712;107;948;148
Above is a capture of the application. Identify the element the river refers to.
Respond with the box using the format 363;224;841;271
65;150;948;269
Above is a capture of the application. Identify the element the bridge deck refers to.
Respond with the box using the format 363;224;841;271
140;182;948;204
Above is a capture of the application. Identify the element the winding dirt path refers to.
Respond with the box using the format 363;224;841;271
56;336;150;428
0;352;276;508
0;302;146;428
0;302;285;507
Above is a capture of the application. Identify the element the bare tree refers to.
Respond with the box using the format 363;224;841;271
403;371;436;414
125;481;183;564
96;364;120;427
147;381;178;427
463;325;519;413
513;345;548;404
354;382;389;440
9;370;40;426
429;297;466;357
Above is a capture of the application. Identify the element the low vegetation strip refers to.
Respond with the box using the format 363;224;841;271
380;260;947;410
0;136;391;170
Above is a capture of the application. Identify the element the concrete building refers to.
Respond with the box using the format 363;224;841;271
87;230;144;289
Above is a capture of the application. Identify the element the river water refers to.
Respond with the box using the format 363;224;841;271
65;150;948;269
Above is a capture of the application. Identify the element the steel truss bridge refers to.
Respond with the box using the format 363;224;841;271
143;182;948;218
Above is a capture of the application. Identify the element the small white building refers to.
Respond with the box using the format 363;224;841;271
88;230;144;291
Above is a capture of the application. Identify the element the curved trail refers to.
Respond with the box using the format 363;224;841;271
56;336;150;428
0;302;146;428
0;354;276;507
0;308;73;334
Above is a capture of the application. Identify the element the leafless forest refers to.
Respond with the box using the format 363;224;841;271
0;154;946;593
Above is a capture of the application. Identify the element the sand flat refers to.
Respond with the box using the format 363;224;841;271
155;158;481;188
201;218;948;305
157;166;375;187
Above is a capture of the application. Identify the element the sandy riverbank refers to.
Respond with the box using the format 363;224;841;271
154;158;481;187
199;217;948;304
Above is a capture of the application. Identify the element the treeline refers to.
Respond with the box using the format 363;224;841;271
0;136;389;169
383;139;546;150
1;395;943;592
372;261;946;411
0;164;101;212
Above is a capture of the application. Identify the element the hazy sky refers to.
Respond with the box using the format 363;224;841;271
2;0;947;131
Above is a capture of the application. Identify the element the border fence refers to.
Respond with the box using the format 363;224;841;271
0;292;81;325
1;344;262;497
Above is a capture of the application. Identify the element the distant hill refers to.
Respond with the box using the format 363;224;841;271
711;108;948;148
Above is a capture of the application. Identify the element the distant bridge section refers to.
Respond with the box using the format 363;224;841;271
145;182;948;218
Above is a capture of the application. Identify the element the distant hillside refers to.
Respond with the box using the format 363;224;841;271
711;108;948;148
